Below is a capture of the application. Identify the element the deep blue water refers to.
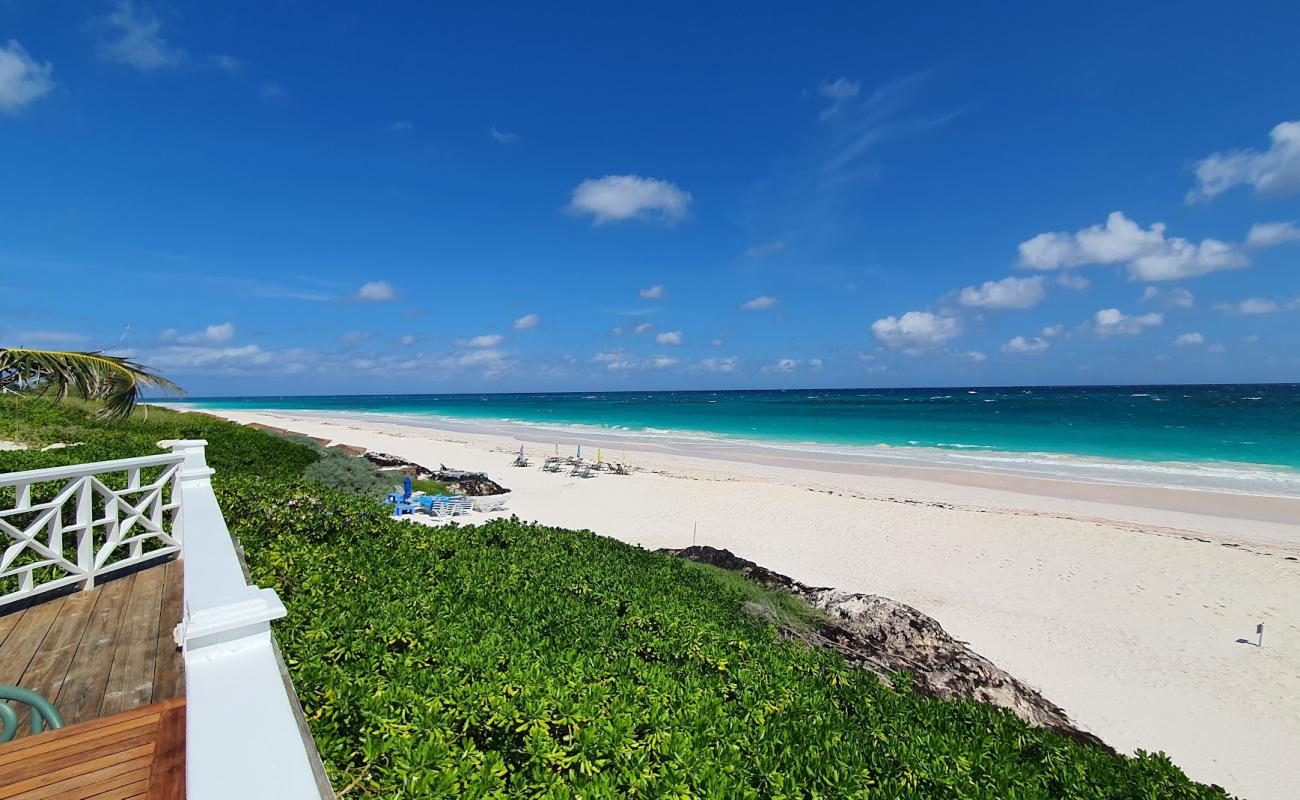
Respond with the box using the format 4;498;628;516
168;384;1300;471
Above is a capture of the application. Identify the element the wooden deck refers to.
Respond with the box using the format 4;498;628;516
0;560;184;737
0;697;185;799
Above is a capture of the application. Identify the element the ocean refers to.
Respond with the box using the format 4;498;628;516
168;383;1300;497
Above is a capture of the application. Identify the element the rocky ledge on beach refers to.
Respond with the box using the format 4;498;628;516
660;545;1106;750
363;450;508;496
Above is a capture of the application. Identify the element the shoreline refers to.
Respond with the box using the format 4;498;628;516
187;405;1300;799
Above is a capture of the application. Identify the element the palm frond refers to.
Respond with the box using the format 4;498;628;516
0;348;183;419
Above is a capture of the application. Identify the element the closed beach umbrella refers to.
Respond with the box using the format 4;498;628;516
403;475;412;498
597;449;602;463
577;444;582;459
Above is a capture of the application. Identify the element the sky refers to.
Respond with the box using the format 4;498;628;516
2;1;1299;396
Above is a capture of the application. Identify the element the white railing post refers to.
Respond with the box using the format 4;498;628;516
171;439;287;650
168;440;324;799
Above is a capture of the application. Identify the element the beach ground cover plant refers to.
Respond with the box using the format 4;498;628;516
0;398;1229;798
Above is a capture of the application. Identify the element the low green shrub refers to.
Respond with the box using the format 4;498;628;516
1;398;1229;798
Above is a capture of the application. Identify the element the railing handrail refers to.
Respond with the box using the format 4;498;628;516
0;451;185;486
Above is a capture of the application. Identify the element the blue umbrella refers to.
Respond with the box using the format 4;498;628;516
404;475;412;499
577;444;582;459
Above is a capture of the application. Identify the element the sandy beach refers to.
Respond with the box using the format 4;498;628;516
198;407;1300;800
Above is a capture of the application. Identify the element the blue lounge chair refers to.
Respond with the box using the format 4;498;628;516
385;476;414;505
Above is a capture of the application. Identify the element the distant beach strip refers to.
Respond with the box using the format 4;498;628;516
163;384;1300;498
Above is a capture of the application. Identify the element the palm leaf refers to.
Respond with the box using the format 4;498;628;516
0;348;183;419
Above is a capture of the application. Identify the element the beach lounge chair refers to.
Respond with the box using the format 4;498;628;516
385;476;414;504
473;495;510;512
512;447;530;467
570;462;594;478
391;501;417;517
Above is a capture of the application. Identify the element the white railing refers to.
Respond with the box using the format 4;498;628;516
1;452;183;607
0;441;328;798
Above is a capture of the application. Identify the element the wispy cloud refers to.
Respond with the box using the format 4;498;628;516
655;330;682;345
1188;120;1300;202
1085;308;1163;337
489;125;518;144
1001;336;1049;355
210;54;243;73
740;295;778;311
161;322;235;345
0;40;56;113
12;330;89;346
957;275;1046;310
96;1;186;71
457;334;505;348
743;240;786;257
260;82;285;100
639;284;666;299
513;313;540;330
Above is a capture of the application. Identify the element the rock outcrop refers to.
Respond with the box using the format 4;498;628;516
364;451;508;496
661;545;1107;750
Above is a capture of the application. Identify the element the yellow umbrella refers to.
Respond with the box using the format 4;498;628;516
597;449;602;463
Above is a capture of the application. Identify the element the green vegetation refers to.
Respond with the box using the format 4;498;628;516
1;398;1229;799
0;347;181;419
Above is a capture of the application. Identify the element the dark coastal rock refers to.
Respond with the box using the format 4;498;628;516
364;451;508;496
662;545;1107;750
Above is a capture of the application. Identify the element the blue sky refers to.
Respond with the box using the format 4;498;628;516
3;1;1299;395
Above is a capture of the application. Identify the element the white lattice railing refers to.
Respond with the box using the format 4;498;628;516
0;440;328;798
0;452;184;607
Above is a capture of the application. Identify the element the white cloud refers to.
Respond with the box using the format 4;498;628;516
512;313;540;330
457;334;504;348
710;339;723;347
0;40;55;113
959;351;987;362
610;326;624;336
1056;272;1091;291
211;54;243;73
356;280;395;301
633;322;655;335
639;284;666;299
400;335;416;346
1246;221;1300;248
1141;286;1194;309
1089;308;1164;337
489;125;518;144
260;82;285;99
97;1;186;71
1173;332;1205;346
340;330;371;344
162;322;236;345
870;311;961;351
1208;343;1226;354
1001;336;1049;355
744;240;786;257
1128;238;1246;282
650;355;679;368
1188;121;1300;202
761;358;800;374
592;350;636;371
741;295;778;311
1017;211;1246;281
655;330;683;345
1040;324;1065;338
148;344;270;369
567;175;691;225
1213;297;1281;315
809;357;825;369
695;357;738;373
818;77;860;101
958;275;1046;309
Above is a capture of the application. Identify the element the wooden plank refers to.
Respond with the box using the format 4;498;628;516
0;745;153;799
149;560;184;703
10;589;100;737
99;568;164;717
0;728;158;785
54;574;136;727
0;607;25;650
0;595;63;685
85;779;150;800
0;706;159;765
145;699;184;800
17;762;152;800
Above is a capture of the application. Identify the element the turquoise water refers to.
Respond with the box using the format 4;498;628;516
170;384;1300;478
